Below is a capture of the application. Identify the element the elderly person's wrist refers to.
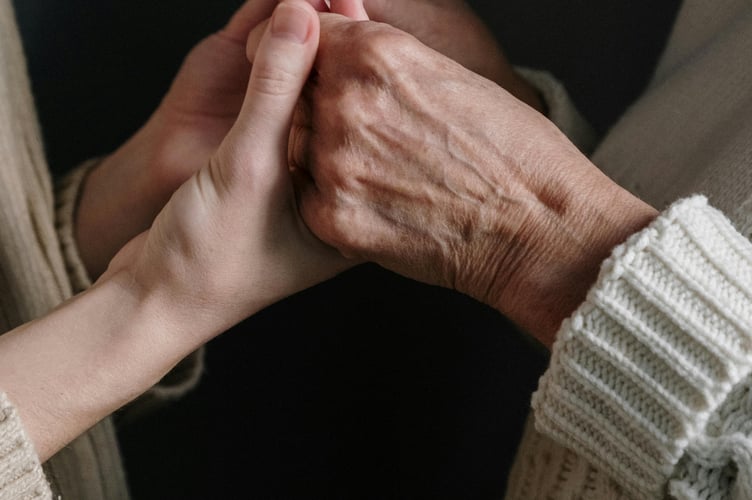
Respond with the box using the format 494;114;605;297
478;165;658;348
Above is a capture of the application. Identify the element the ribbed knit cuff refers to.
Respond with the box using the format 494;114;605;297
515;67;597;155
0;393;50;499
532;196;752;499
54;159;101;293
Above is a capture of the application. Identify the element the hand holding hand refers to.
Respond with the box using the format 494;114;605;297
0;2;358;463
290;16;656;346
107;0;348;341
76;0;285;277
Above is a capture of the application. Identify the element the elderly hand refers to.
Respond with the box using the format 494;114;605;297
289;15;657;347
75;0;288;278
362;0;543;112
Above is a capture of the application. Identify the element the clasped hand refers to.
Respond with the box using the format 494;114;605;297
3;0;659;464
95;0;656;349
248;1;656;347
101;0;352;344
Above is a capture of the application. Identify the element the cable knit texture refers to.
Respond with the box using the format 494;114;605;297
505;2;752;498
532;197;752;498
505;413;632;499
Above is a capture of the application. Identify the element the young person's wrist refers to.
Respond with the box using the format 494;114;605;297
0;270;201;462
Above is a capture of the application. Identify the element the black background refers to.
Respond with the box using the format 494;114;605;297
12;1;680;498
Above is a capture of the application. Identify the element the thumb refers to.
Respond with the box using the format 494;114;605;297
226;0;319;176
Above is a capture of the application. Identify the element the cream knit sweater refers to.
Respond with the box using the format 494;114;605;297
507;0;752;498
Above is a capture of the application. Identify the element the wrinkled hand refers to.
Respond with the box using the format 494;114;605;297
288;16;656;346
76;0;286;277
105;0;349;341
362;0;543;111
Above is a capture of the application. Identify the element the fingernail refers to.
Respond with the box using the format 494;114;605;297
272;2;311;44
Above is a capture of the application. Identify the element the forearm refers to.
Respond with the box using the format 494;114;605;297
0;272;198;462
10;0;334;466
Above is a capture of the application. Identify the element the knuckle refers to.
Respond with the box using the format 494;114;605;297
325;22;404;75
315;79;381;134
330;203;367;256
298;165;366;258
303;197;339;243
336;88;369;123
315;202;355;252
310;140;352;185
310;93;350;138
356;25;406;71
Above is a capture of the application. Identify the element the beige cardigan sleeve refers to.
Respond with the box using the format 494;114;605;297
0;394;49;499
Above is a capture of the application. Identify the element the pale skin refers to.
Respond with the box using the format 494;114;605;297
74;0;274;278
0;0;351;462
74;0;351;278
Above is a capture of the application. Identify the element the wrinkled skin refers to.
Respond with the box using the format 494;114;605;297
362;0;543;111
287;15;656;346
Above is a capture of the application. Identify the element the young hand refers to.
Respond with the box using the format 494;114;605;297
75;0;283;277
106;0;349;341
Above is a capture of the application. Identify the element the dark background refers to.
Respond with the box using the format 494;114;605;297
12;1;680;498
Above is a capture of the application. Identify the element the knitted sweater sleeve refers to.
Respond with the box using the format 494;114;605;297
53;160;204;417
532;196;752;499
0;393;50;499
